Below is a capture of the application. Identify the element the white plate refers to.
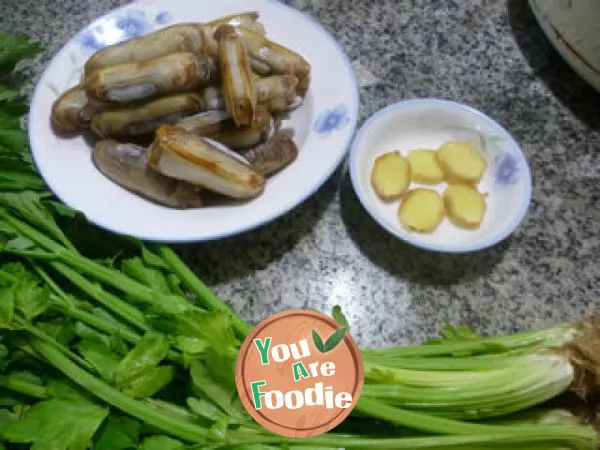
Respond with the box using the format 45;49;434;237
29;0;358;242
349;99;532;253
530;0;600;93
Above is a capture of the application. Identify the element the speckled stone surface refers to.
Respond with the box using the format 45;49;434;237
1;0;599;348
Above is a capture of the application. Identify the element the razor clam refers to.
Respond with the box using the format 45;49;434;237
198;13;266;59
85;52;214;103
197;75;300;115
248;59;272;77
205;57;222;85
215;25;257;127
254;75;300;114
209;126;272;151
242;133;298;176
83;24;214;76
198;86;227;110
93;139;202;209
176;110;233;135
175;106;272;149
91;92;206;138
148;125;265;199
51;84;110;133
237;27;311;96
206;11;266;36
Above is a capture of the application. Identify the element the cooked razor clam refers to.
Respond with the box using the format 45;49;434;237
175;106;272;149
51;84;110;133
199;13;266;58
209;126;272;151
148;125;265;199
175;110;233;135
205;57;221;85
254;75;300;114
196;75;299;115
93;140;202;209
198;86;227;110
242;133;298;176
215;25;257;127
207;106;274;149
206;11;266;36
248;59;272;77
91;92;206;138
85;52;214;103
237;27;311;96
84;24;214;76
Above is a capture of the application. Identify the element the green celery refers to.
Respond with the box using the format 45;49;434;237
355;397;500;435
31;339;210;443
361;352;532;371
0;374;46;399
143;398;209;426
48;261;149;331
1;397;109;449
0;32;44;72
34;264;143;344
362;325;578;358
94;415;141;450
156;245;252;338
225;425;597;449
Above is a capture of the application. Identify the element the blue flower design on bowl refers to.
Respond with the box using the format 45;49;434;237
314;104;350;136
493;153;520;185
77;10;172;54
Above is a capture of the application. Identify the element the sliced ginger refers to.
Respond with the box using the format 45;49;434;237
371;141;490;234
371;152;411;200
407;149;445;184
436;141;487;184
444;184;487;229
398;188;445;233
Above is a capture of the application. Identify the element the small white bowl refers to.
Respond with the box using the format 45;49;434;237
349;99;532;253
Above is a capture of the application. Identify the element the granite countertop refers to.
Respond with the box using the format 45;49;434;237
1;0;599;348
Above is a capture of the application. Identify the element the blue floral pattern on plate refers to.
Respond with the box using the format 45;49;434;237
115;11;153;38
493;153;520;185
314;104;350;136
76;9;172;54
78;27;106;52
155;11;172;25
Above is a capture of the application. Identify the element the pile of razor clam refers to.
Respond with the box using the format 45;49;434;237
50;12;310;208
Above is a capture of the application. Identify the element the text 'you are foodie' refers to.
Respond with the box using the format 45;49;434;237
235;309;364;438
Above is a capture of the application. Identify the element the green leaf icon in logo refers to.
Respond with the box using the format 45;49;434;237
332;305;349;330
312;327;348;354
312;330;325;353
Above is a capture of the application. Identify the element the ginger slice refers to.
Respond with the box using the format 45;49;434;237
407;149;445;184
398;188;445;233
444;184;487;229
437;141;487;184
371;151;411;200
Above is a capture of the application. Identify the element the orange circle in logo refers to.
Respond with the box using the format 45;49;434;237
235;309;364;438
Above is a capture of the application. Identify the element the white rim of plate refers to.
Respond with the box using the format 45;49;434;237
349;98;533;254
28;0;360;243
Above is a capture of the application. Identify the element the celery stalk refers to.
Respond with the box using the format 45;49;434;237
226;424;597;448
362;324;578;358
31;339;210;443
155;245;253;338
